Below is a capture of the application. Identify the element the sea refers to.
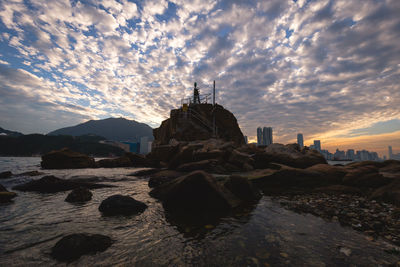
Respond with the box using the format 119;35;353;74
0;157;398;266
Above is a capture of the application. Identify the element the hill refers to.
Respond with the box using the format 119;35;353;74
48;118;153;142
0;127;23;137
0;134;125;156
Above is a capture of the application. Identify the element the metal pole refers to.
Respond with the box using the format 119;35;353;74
213;80;215;106
213;80;216;137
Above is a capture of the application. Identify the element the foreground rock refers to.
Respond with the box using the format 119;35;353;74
148;170;183;188
41;148;95;169
51;233;112;262
13;175;113;193
150;171;241;214
253;143;327;169
0;171;12;179
65;187;93;202
0;184;17;203
99;195;147;216
224;175;261;202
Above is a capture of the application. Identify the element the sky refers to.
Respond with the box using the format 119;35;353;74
0;0;399;157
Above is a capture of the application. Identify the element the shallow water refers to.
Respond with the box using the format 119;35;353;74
0;157;399;266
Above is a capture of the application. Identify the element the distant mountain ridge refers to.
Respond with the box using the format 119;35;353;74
0;127;23;137
48;118;153;142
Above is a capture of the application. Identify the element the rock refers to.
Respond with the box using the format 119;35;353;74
176;159;218;172
342;167;393;188
0;171;12;179
41;148;95;169
51;233;112;262
228;149;253;167
147;144;179;163
16;170;44;176
306;164;348;180
0;184;6;191
313;185;362;194
96;156;132;168
149;170;241;214
65;187;92;202
128;168;162;177
124;152;153;166
13;175;113;193
99;195;147;216
370;180;400;206
148;170;183;188
193;149;223;162
253;143;327;169
224;175;261;202
0;184;17;203
152;103;245;147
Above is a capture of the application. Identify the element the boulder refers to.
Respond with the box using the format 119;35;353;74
228;149;253;167
51;233;112;262
176;159;218;172
99;195;147;216
13;175;113;193
306;164;348;180
149;170;241;213
0;184;17;203
152;103;245;147
128;168;162;177
16;170;44;176
147;144;179;163
65;187;93;202
342;167;393;188
192;149;223;162
370;180;400;207
0;171;12;179
41;148;95;169
125;152;153;166
148;170;183;188
252;144;327;169
224;175;261;202
96;156;132;168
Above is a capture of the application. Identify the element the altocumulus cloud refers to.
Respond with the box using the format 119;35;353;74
0;0;399;149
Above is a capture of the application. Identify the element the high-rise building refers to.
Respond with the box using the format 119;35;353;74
346;149;355;160
244;136;248;144
140;136;149;154
389;146;393;159
314;140;321;152
297;133;304;148
257;127;263;146
263;127;273;146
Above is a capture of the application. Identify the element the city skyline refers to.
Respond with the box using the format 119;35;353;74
0;0;399;157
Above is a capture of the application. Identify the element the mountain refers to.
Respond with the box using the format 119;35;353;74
48;118;153;142
0;127;23;137
0;134;125;156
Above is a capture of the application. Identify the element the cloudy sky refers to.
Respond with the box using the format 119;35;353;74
0;0;399;156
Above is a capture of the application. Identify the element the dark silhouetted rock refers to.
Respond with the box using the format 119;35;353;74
153;104;245;147
253;144;327;169
370;180;400;207
0;171;12;179
147;144;179;164
228;149;253;167
125;152;153;167
65;187;93;202
0;184;17;203
96;156;132;168
342;167;393;188
128;168;162;177
99;195;147;216
306;164;348;180
148;170;183;188
13;175;113;193
149;170;241;213
176;159;218;172
16;170;44;176
224;175;261;202
51;233;112;262
41;148;95;169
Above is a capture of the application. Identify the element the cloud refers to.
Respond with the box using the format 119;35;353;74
0;0;398;156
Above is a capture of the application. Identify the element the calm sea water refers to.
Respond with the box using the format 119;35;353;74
0;157;398;266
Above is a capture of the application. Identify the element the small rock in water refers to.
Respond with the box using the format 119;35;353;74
99;194;147;216
51;233;112;262
65;187;92;202
0;171;12;179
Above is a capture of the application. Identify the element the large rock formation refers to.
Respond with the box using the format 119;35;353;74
152;104;244;147
41;148;95;169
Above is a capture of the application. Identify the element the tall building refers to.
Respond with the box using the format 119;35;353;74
346;149;355;160
140;136;149;154
297;133;304;148
244;136;248;144
389;146;393;159
263;127;273;146
314;140;321;152
257;127;263;146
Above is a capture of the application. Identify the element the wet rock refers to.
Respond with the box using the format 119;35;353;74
253;143;327;169
13;175;113;193
148;170;183;188
65;187;92;202
0;184;17;203
224;175;261;202
370;180;400;207
51;233;112;262
16;170;44;176
41;148;95;169
96;155;132;168
128;168;162;177
99;194;147;216
0;171;12;179
149;170;241;214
